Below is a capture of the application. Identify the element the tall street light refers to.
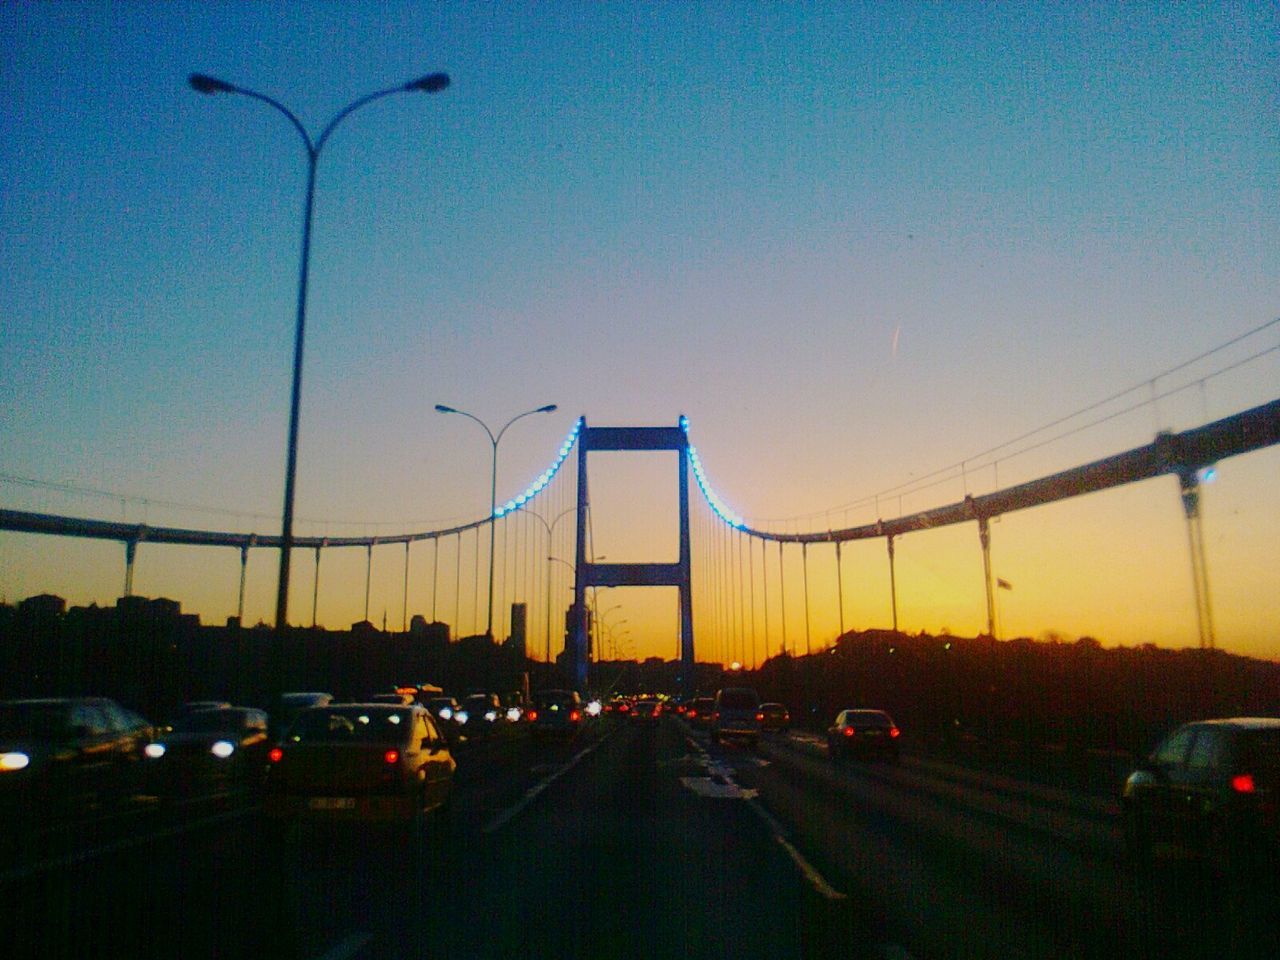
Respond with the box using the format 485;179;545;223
518;505;577;663
190;69;450;635
436;403;558;638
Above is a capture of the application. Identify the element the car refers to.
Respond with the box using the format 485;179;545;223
426;696;462;723
604;697;632;717
529;690;584;739
710;687;762;747
263;704;454;840
760;702;791;732
827;709;901;762
0;697;153;823
632;699;663;722
1121;717;1280;879
460;693;504;734
177;700;233;716
144;706;270;796
684;697;716;729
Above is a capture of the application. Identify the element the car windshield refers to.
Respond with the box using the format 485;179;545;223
0;702;72;740
5;8;1278;960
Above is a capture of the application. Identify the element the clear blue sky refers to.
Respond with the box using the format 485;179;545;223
2;3;1277;657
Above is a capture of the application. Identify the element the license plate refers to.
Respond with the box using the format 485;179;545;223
308;797;355;810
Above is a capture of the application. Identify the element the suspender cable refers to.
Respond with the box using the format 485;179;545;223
802;542;812;656
453;532;461;640
778;541;787;657
364;542;373;624
430;536;439;624
835;540;845;640
402;541;410;633
312;545;322;628
760;537;769;661
736;529;747;667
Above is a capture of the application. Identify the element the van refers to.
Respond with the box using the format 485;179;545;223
710;687;761;748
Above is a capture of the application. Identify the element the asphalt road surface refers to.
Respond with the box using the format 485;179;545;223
5;719;1276;960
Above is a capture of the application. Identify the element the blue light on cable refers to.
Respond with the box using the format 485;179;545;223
680;417;745;529
494;417;583;518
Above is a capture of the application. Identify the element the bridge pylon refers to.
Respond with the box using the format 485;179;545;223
571;419;695;697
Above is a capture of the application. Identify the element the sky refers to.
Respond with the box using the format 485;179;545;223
2;2;1278;664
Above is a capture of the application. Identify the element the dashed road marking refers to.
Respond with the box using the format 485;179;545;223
482;727;618;834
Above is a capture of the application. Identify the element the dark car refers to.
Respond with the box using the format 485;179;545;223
827;709;901;762
710;687;762;747
529;690;584;739
1121;718;1280;879
144;706;270;796
685;697;716;729
0;697;152;823
460;693;503;730
264;704;454;840
760;702;791;732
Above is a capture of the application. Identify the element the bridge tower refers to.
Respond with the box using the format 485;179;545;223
571;420;695;696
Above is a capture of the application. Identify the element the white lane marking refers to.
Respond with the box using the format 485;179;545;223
311;931;372;960
0;806;253;884
482;727;617;834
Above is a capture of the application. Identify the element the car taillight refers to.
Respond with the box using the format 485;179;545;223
384;749;400;764
655;705;663;716
688;710;697;719
842;726;855;737
712;712;719;721
528;710;538;722
1231;773;1256;794
569;710;581;722
755;712;764;722
889;727;900;738
268;747;283;763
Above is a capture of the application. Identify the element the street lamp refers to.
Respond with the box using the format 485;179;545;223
518;505;577;663
189;69;450;634
436;403;558;638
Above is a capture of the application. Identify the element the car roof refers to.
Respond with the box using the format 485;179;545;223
1191;718;1280;731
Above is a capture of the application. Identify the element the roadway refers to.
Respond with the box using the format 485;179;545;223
5;718;1276;960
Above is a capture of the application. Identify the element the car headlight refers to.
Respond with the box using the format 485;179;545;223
144;743;166;759
437;708;453;721
484;710;498;722
586;700;603;717
210;740;236;759
455;711;470;725
506;707;522;722
0;751;30;772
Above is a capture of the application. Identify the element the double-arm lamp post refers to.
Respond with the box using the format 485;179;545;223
436;404;558;638
189;70;450;633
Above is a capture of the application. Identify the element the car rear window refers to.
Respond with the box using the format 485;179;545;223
286;708;411;744
718;690;759;710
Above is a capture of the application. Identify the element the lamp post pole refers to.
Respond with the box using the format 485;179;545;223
437;404;557;637
190;70;450;635
518;505;577;663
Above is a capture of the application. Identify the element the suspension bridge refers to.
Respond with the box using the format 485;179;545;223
3;396;1277;696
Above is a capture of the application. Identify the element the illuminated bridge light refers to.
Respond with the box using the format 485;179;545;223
682;420;747;530
495;417;585;519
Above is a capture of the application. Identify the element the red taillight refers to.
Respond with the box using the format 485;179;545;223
755;712;764;722
687;709;697;719
842;726;855;737
528;710;538;722
712;712;719;721
655;705;663;716
889;727;900;738
384;749;400;765
1232;773;1256;794
268;747;283;763
619;703;630;713
569;710;581;722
